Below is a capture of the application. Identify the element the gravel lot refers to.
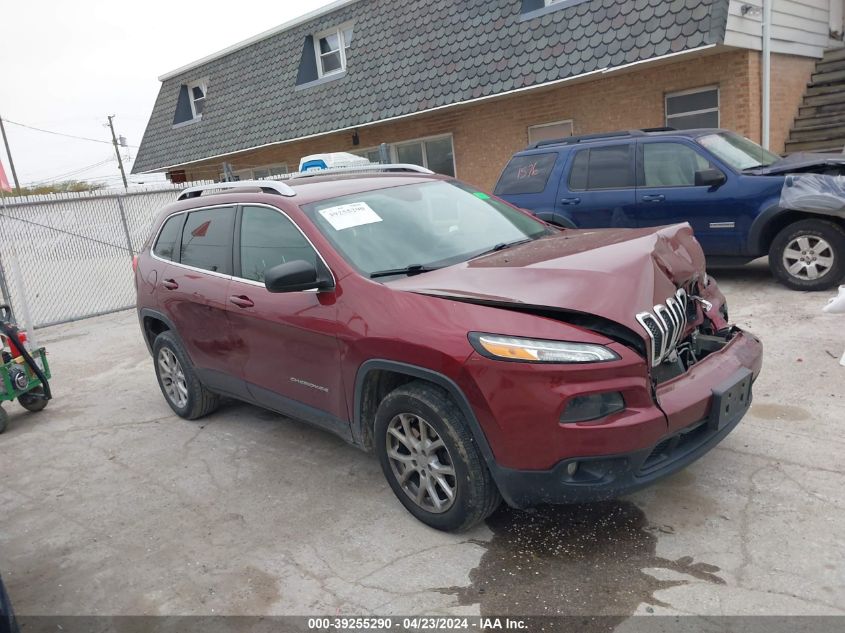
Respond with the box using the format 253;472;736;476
0;260;843;621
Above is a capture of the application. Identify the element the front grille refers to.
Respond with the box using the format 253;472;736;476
636;288;689;366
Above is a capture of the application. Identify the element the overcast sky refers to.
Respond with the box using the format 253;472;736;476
0;0;336;189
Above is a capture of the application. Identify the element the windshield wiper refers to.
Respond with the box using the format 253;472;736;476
369;264;441;279
471;238;533;260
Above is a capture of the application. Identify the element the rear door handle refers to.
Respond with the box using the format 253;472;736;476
560;197;581;205
229;295;255;309
162;279;178;290
642;194;665;202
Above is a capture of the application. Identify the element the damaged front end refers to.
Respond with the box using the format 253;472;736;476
644;274;738;384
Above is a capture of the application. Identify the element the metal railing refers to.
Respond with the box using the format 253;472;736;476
0;184;198;329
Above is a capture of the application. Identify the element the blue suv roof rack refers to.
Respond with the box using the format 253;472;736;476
528;127;677;149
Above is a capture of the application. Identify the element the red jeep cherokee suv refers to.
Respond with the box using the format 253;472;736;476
135;166;763;531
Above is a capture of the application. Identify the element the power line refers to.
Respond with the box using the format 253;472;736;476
29;157;116;186
3;118;139;148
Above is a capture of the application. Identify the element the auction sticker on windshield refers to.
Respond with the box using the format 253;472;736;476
318;202;383;231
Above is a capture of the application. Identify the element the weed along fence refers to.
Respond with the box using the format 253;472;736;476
0;185;192;329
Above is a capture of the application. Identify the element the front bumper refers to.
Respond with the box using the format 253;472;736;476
492;391;747;508
471;328;762;508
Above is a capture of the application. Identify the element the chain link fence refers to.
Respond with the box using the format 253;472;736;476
0;185;196;330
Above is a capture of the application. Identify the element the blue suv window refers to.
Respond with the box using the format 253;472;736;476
494;153;557;195
568;145;634;191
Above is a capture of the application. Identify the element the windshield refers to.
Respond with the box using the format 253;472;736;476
302;181;552;277
697;131;780;170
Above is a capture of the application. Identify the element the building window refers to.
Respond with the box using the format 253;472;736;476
666;87;719;130
188;81;207;119
528;120;573;146
227;164;288;181
353;135;456;176
314;23;353;77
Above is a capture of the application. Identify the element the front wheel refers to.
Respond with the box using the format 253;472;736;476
374;381;501;532
769;219;845;291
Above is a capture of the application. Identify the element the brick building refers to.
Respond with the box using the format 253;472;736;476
133;0;845;192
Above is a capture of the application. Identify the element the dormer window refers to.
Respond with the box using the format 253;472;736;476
314;23;353;77
188;80;207;118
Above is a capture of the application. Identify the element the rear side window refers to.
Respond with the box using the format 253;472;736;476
239;206;317;282
180;207;235;275
153;214;184;261
568;145;634;190
494;153;558;195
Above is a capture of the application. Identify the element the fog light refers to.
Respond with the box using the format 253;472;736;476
560;392;625;424
566;462;579;476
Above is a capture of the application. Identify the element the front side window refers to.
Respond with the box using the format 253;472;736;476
188;81;207;118
239;206;317;282
666;87;719;130
153;214;185;261
697;132;780;171
642;142;712;187
315;24;353;77
568;145;634;190
495;153;558;195
180;207;235;275
302;181;552;278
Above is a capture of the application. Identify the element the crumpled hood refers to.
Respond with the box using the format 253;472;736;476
389;223;706;339
754;152;845;175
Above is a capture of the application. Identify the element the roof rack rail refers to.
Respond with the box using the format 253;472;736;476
286;163;434;179
177;180;296;201
527;127;678;149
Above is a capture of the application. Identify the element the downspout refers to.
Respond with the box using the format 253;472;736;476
761;0;772;149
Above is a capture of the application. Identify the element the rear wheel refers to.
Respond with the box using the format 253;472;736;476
18;386;48;412
153;331;220;420
374;381;501;532
769;219;845;291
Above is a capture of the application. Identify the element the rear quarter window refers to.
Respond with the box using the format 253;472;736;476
494;153;558;195
153;214;184;261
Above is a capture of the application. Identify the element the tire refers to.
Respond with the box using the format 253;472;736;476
18;386;48;412
0;407;7;434
769;219;845;291
152;331;220;420
374;380;501;532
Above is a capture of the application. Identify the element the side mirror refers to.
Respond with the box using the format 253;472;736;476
695;168;726;188
264;260;333;293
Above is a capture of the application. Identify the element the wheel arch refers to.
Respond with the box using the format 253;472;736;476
749;205;845;256
352;360;499;474
139;308;179;355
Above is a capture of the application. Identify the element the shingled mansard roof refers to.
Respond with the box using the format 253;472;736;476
132;0;730;173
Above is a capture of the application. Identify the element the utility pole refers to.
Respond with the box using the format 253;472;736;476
106;115;128;189
0;115;21;191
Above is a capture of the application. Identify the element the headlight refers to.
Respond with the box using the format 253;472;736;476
469;333;620;363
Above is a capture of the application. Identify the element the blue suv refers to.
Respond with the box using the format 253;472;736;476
495;128;845;291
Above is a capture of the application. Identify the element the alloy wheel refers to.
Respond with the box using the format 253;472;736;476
386;412;457;513
158;348;188;408
783;235;835;281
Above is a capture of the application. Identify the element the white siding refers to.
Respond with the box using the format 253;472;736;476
724;0;843;58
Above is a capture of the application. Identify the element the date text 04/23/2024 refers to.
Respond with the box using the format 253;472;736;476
306;617;528;630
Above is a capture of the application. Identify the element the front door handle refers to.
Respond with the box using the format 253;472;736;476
162;279;178;290
642;194;665;202
229;295;255;309
560;197;581;205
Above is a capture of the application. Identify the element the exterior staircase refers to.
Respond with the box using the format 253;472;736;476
785;47;845;154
